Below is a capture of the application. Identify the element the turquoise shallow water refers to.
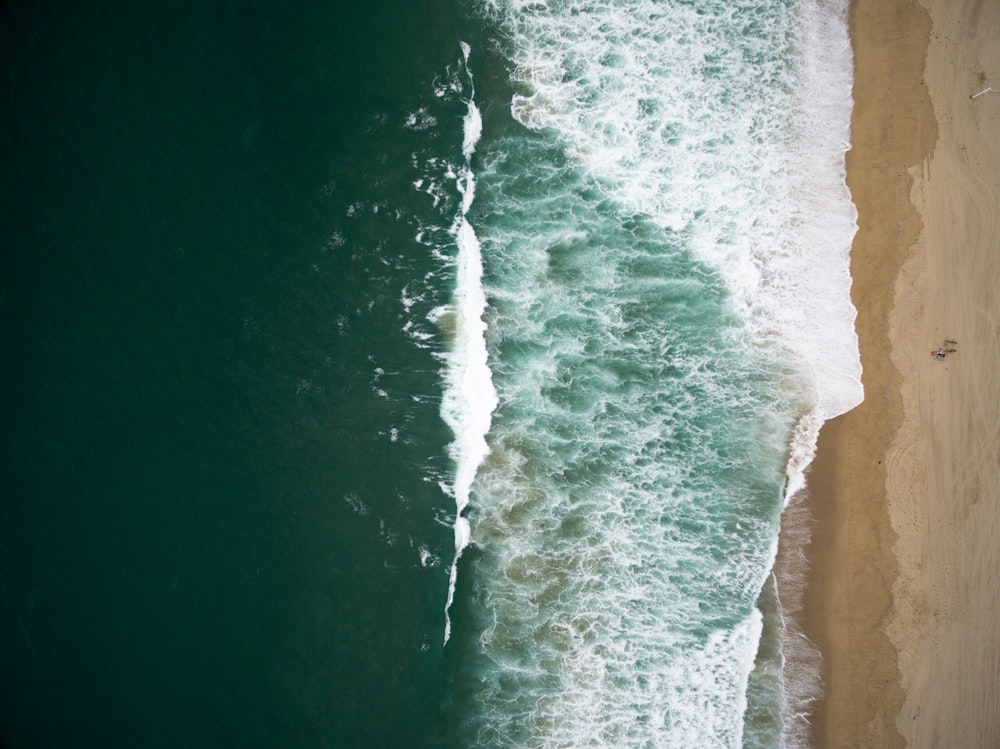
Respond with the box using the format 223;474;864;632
437;1;858;745
0;1;858;747
439;46;792;749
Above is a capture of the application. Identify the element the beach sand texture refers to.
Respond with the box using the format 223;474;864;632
890;0;1000;745
805;0;1000;746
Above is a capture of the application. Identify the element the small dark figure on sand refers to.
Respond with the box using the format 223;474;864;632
931;339;958;361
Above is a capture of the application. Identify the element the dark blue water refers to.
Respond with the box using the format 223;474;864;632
0;2;477;746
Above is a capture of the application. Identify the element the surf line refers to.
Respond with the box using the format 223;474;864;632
440;41;497;645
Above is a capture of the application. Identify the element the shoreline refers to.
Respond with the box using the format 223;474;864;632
792;0;1000;746
801;1;935;745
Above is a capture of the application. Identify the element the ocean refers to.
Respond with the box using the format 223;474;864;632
0;1;859;747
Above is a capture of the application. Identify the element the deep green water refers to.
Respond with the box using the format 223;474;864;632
1;2;474;746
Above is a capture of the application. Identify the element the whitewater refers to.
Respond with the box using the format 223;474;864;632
424;1;861;746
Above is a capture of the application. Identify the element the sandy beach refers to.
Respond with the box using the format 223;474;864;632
800;0;1000;746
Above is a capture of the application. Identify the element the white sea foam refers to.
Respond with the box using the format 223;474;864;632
458;0;859;745
500;0;861;421
772;491;825;748
404;106;438;131
438;43;498;644
661;609;763;747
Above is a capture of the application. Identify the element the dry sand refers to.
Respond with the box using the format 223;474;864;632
800;0;1000;746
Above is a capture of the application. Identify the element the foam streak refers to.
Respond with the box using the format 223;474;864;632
440;42;497;644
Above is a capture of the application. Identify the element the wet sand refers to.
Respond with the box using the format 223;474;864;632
799;0;1000;746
